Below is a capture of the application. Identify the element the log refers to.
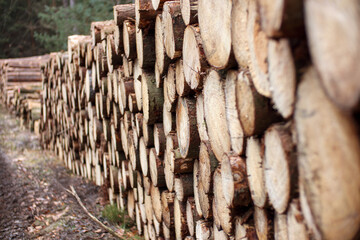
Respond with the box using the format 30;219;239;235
198;0;234;69
195;220;213;240
91;21;114;46
254;206;273;240
287;199;308;240
123;20;137;60
304;0;360;109
174;198;189;239
246;0;271;97
264;122;296;214
164;64;177;112
175;59;191;97
236;70;280;136
221;152;251;207
185;197;200;237
225;70;245;155
164;151;175;192
162;190;176;228
143;119;154;147
151;184;163;223
113;4;136;26
154;123;166;156
182;25;208;90
274;212;288;240
140;137;150;176
174;173;193;202
134;59;143;111
175;97;200;158
135;0;161;29
155;14;171;83
198;141;217;194
246;137;267;208
295;67;360;240
195;92;209;142
136;25;156;69
163;105;176;136
151;0;168;10
180;0;198;25
142;72;164;124
203;70;230;161
268;39;296;119
162;1;186;59
149;148;166;187
192;159;203;218
257;0;304;37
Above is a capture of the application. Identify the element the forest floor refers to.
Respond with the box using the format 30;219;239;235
0;105;137;240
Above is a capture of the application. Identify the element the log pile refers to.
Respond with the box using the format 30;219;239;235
0;55;49;132
5;1;360;240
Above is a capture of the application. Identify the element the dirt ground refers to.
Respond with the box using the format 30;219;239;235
0;105;128;239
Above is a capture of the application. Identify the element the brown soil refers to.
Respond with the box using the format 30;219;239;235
0;105;122;239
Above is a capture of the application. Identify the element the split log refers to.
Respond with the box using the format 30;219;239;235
295;67;360;240
198;0;234;69
203;70;230;161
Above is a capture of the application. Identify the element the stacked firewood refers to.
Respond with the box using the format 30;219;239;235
0;55;49;133
39;1;360;240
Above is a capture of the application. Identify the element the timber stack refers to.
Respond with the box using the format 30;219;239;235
0;55;49;133
5;0;359;239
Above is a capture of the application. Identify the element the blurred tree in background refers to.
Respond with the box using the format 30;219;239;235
0;0;132;58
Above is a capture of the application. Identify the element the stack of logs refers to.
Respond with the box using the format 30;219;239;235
39;0;360;240
0;55;49;133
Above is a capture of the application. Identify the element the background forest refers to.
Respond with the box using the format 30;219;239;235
0;0;132;58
